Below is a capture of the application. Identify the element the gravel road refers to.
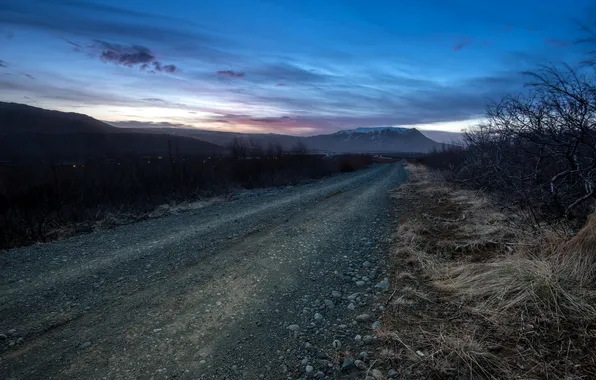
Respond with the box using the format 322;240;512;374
0;162;407;380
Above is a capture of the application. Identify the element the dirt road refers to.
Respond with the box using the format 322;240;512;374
0;162;407;379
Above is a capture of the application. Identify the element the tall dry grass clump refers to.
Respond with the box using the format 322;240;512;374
384;163;596;379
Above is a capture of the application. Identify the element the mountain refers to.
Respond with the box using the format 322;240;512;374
123;124;444;154
130;127;305;151
304;127;443;153
0;102;225;161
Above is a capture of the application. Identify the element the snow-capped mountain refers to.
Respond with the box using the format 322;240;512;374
304;126;443;153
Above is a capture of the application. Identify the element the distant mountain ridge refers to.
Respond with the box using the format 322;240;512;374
129;125;445;154
0;103;447;161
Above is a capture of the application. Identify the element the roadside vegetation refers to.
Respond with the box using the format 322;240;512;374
0;141;372;249
380;41;596;378
382;165;595;379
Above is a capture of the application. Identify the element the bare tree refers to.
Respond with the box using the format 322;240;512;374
430;54;596;225
291;139;308;155
229;137;249;159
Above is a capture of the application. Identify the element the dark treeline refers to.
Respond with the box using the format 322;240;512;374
421;59;596;229
0;140;372;249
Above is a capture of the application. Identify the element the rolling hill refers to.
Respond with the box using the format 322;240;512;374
0;102;225;161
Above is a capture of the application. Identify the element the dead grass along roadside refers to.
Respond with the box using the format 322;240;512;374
377;163;596;379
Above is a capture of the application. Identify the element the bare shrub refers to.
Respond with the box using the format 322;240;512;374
422;56;596;228
0;152;373;249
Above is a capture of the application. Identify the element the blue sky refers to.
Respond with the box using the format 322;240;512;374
0;0;593;135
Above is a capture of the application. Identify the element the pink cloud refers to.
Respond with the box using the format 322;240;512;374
544;38;573;47
216;70;245;78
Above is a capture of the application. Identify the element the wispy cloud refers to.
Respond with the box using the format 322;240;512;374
216;70;245;78
250;116;293;123
250;63;331;84
0;60;7;68
108;120;190;129
544;38;573;47
453;38;473;52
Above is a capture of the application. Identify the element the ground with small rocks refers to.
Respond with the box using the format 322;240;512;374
0;162;407;379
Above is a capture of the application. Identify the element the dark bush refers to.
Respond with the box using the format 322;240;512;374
0;150;373;249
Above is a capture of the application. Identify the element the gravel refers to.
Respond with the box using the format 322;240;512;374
0;163;407;379
341;357;356;372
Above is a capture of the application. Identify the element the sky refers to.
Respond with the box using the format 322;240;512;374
0;0;594;135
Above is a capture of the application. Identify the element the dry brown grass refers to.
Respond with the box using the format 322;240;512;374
379;163;596;379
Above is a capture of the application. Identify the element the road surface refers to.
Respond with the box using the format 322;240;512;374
0;162;407;379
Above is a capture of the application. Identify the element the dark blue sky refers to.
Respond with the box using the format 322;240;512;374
0;0;593;134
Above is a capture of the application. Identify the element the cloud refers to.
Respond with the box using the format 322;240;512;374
276;83;286;86
63;38;83;52
87;40;178;73
250;116;292;123
216;70;245;78
0;60;7;67
0;1;211;43
142;98;165;102
24;74;35;80
251;63;331;84
221;70;529;133
544;38;573;47
94;40;154;66
152;62;178;73
0;0;231;64
0;76;134;107
453;38;473;52
108;120;190;129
